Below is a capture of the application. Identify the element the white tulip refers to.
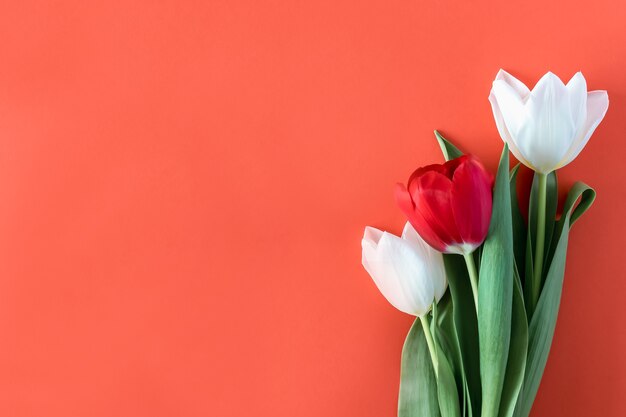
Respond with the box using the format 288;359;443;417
361;222;447;316
489;69;609;173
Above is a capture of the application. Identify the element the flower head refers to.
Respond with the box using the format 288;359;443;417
395;155;493;255
489;69;609;173
361;222;447;316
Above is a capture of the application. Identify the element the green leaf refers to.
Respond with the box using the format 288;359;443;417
544;179;596;269
432;297;458;379
435;330;462;417
464;381;473;417
498;264;528;417
443;255;481;416
437;291;453;330
433;297;471;417
478;145;514;417
438;290;475;417
437;357;462;417
513;182;596;417
398;319;440;417
523;235;534;321
431;296;440;346
435;130;463;160
569;185;596;226
509;164;527;280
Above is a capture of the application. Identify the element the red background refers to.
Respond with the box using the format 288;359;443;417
0;1;624;416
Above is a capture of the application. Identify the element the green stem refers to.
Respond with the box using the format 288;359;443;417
419;315;438;379
531;172;548;313
463;253;479;315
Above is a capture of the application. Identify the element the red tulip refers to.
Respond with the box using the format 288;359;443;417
395;155;494;255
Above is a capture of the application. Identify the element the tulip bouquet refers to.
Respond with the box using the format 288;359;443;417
362;70;607;417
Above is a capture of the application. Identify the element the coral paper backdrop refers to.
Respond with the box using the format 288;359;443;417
0;1;625;416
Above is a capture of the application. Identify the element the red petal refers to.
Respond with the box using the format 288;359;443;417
395;181;447;252
450;157;493;246
394;183;414;213
412;171;462;251
407;163;447;188
441;155;469;179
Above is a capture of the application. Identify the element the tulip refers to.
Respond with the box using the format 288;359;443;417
394;155;493;256
362;222;447;375
489;69;609;174
490;70;608;311
361;222;447;317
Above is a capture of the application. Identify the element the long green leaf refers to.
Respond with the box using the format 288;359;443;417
464;380;473;417
434;294;462;390
544;177;595;269
509;164;526;280
437;355;462;417
434;318;462;417
478;145;514;417
498;264;528;417
399;319;440;417
523;233;534;319
437;291;453;329
513;182;596;417
443;255;481;416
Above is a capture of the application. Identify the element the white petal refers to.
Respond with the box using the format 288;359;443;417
361;238;377;277
517;72;576;172
557;90;609;169
566;72;588;133
495;69;530;99
491;79;528;139
401;222;447;302
362;229;416;314
362;245;405;311
363;226;384;249
401;222;432;255
489;89;534;169
361;226;383;274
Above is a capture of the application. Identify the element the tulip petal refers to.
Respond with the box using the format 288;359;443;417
413;171;463;252
566;72;588;134
557;90;609;169
402;222;447;302
362;226;384;251
395;183;415;213
361;227;382;272
495;69;530;99
362;229;416;315
450;158;493;249
489;88;534;169
401;222;436;263
491;79;528;142
395;182;448;253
